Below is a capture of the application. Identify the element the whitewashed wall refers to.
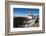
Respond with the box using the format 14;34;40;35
0;0;46;36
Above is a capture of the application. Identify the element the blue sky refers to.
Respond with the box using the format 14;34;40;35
13;8;39;17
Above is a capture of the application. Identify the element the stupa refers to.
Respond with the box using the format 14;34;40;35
24;11;34;27
27;11;33;19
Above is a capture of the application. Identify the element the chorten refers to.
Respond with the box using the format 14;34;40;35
27;11;33;19
24;11;33;27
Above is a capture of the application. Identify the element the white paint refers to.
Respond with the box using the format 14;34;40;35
28;16;32;19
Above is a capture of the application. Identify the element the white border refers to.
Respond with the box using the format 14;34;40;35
10;5;42;32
